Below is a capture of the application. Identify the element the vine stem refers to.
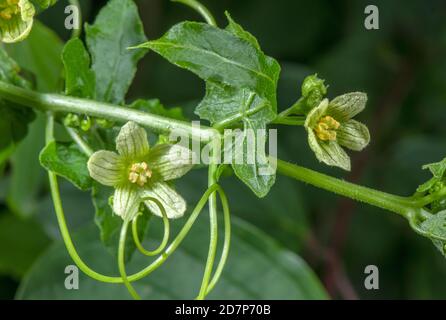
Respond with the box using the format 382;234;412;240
3;81;432;218
0;81;217;143
275;158;416;217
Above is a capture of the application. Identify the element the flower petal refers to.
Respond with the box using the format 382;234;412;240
116;121;150;159
147;144;194;181
0;0;35;43
327;92;367;122
304;98;329;129
337;120;370;151
113;185;141;221
142;182;186;219
87;150;126;186
308;130;351;171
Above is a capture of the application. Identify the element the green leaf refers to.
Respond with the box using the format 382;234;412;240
85;0;147;104
92;183;148;263
140;21;280;110
39;141;92;191
62;38;95;99
0;213;50;278
17;217;327;299
420;211;446;258
231;109;276;198
198;85;276;197
196;84;274;124
129;99;186;121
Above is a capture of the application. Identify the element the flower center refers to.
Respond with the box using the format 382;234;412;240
0;0;20;20
128;162;152;187
314;116;340;141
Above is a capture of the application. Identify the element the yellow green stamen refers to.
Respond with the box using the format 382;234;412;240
314;116;340;141
128;162;152;187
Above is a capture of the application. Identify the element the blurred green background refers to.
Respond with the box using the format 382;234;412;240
1;0;446;299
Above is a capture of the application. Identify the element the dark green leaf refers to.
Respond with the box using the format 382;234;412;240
85;0;147;104
92;183;149;263
62;38;95;99
0;214;50;278
17;217;327;299
39;141;92;191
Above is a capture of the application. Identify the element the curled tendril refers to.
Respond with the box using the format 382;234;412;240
133;197;170;257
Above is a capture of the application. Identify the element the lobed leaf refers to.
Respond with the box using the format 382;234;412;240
139;21;280;110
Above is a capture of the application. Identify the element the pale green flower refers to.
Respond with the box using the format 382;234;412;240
0;0;35;43
88;121;194;221
304;92;370;171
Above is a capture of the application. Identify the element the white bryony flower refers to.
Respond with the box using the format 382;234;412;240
87;121;194;221
305;92;370;171
0;0;35;43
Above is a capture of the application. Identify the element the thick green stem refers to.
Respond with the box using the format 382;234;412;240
0;81;217;142
276;158;416;217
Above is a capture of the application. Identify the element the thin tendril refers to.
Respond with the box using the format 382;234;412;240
132;197;170;257
119;219;141;300
206;186;231;295
171;0;217;27
197;138;220;300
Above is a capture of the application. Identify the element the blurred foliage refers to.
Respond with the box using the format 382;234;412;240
1;0;446;299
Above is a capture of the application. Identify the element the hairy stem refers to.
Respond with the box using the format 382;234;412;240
276;159;416;217
0;81;217;142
